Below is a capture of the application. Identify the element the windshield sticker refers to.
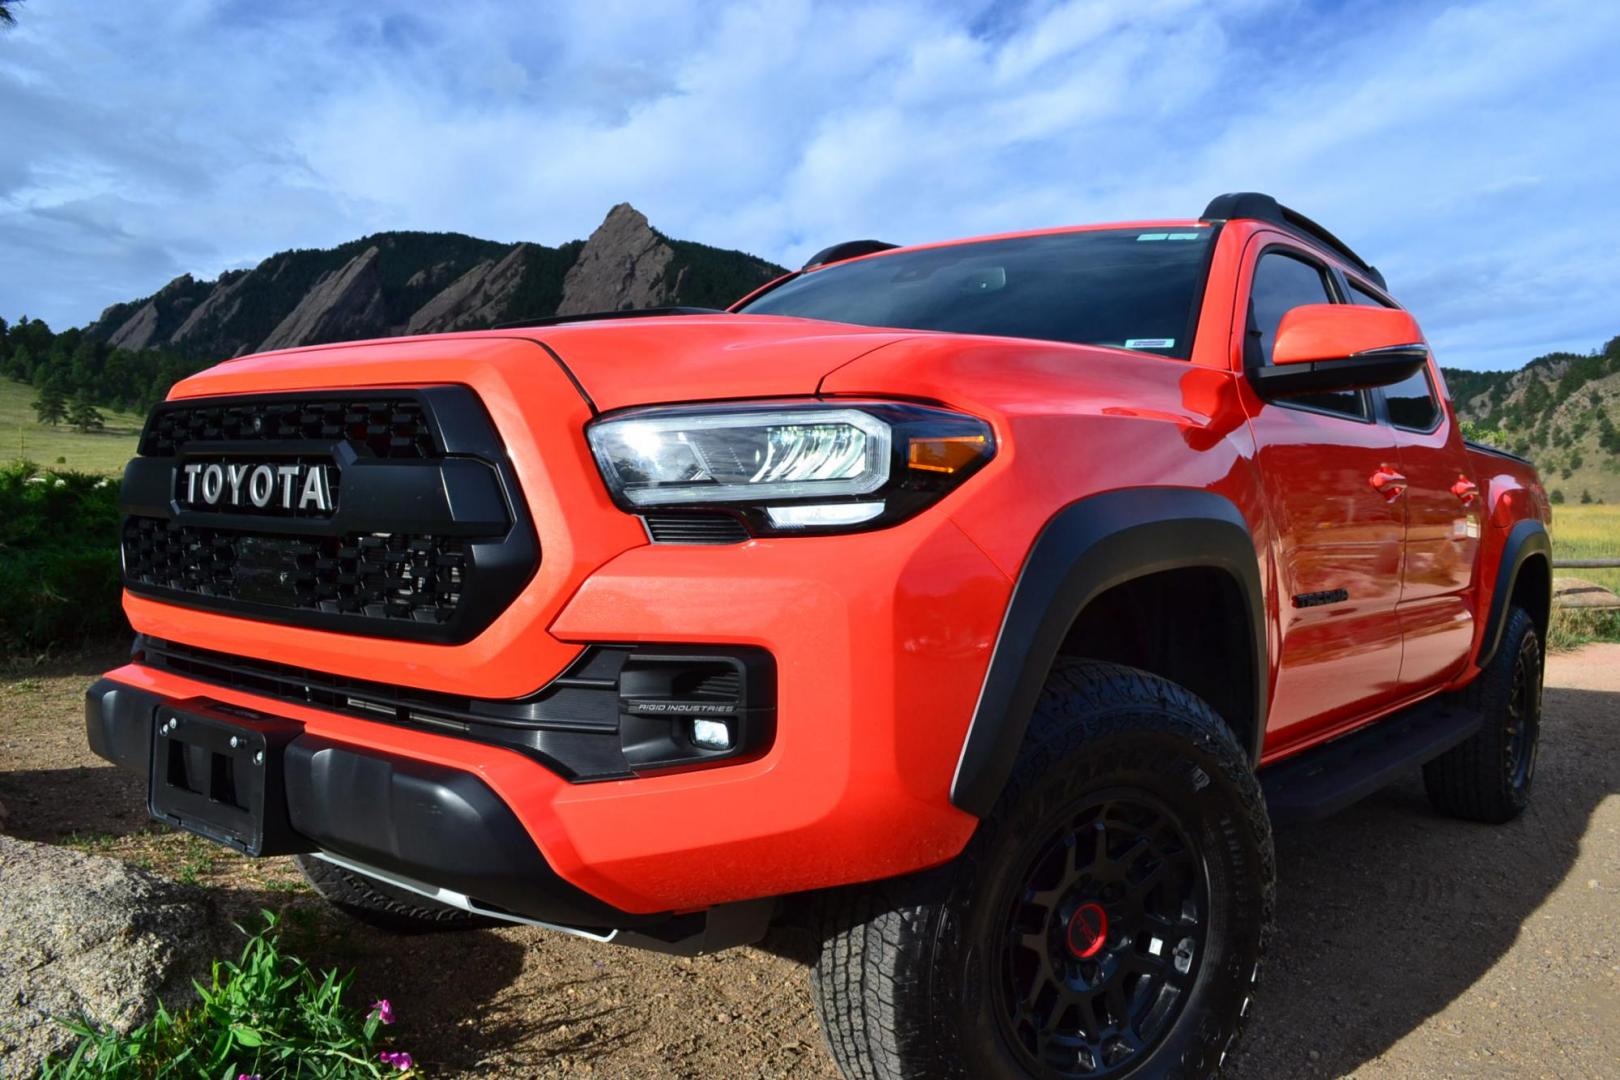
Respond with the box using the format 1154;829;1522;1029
1135;233;1169;241
1125;338;1175;349
1167;232;1203;240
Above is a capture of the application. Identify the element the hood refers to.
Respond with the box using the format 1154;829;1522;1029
523;314;914;411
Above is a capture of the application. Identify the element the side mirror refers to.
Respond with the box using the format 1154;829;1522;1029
1252;304;1429;397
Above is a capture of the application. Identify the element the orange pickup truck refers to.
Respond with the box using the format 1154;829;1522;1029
90;192;1551;1080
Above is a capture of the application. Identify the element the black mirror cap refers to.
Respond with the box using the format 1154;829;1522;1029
1251;347;1428;398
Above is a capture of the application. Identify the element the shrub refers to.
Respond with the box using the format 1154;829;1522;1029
1548;606;1620;651
42;913;414;1079
0;461;125;652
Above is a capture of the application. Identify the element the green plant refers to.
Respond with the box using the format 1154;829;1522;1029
41;912;414;1079
1548;605;1620;651
0;461;124;651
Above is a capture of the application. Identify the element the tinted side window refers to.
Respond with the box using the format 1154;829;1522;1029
1250;253;1332;364
1385;367;1441;431
1249;251;1367;420
1349;282;1393;308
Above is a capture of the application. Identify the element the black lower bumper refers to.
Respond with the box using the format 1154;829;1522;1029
86;677;752;944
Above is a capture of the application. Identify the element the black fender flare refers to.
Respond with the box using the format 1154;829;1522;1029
1476;518;1552;668
949;488;1268;816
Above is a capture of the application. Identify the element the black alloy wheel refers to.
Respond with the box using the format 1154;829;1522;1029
998;793;1210;1078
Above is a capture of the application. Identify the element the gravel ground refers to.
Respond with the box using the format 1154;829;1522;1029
1;645;1615;1078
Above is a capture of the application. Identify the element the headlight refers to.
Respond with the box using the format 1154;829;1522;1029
587;400;995;536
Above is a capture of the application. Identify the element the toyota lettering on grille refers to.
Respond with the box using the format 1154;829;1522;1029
180;461;334;513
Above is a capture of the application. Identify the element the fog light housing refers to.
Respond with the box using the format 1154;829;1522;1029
690;718;734;751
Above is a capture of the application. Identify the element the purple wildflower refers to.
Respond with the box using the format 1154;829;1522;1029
378;1050;414;1071
237;1075;262;1080
370;998;395;1025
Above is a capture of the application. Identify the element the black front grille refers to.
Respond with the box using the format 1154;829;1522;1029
141;397;437;459
123;517;467;624
643;512;750;545
120;387;539;643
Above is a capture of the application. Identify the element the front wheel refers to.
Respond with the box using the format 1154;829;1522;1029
812;661;1275;1080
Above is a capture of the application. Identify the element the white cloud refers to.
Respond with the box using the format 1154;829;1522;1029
0;0;1616;368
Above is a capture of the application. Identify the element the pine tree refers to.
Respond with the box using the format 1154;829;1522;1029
32;380;68;426
68;393;105;433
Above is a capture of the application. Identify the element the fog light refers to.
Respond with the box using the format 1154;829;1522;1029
691;718;733;751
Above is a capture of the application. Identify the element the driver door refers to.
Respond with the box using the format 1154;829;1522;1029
1239;242;1406;755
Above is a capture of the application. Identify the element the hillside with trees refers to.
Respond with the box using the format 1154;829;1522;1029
1443;334;1620;504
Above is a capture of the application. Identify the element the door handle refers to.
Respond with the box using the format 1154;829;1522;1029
1451;476;1479;505
1370;467;1407;500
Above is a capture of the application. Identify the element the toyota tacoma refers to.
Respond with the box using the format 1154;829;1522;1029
89;192;1552;1080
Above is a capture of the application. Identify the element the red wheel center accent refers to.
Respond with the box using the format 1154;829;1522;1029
1067;902;1109;959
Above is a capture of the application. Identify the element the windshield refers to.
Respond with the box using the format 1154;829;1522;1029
737;227;1215;358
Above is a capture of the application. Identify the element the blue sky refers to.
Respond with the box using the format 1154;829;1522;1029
1;0;1617;370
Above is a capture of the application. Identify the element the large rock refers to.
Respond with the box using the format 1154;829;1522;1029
0;836;217;1077
258;246;388;351
170;267;254;354
556;203;677;315
106;299;161;351
407;243;531;334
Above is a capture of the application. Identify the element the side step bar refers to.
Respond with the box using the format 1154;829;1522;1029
1260;696;1483;826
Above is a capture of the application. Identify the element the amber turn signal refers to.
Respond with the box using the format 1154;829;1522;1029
908;434;990;474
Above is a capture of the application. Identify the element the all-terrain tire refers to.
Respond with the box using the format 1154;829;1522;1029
811;661;1276;1080
1423;606;1543;824
294;854;495;933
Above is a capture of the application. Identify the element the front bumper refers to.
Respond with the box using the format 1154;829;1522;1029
98;511;1011;916
88;677;650;929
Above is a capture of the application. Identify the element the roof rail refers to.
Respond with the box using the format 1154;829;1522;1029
1201;192;1386;290
802;239;898;271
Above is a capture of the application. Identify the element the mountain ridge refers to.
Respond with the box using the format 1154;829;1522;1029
83;204;780;362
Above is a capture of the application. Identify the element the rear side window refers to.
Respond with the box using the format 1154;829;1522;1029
1384;367;1441;431
1348;281;1393;308
1248;251;1368;420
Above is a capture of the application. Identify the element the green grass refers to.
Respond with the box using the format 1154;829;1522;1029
0;377;141;475
1548;504;1620;647
1550;504;1620;593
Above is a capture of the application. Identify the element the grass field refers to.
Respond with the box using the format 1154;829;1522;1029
1547;504;1620;647
0;377;141;475
1550;504;1620;592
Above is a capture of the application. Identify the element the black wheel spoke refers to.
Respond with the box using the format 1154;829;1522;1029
995;789;1209;1079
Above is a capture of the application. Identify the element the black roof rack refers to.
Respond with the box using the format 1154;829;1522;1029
1201;192;1386;290
492;306;726;331
802;239;898;271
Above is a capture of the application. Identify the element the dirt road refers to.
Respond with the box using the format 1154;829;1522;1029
2;646;1615;1078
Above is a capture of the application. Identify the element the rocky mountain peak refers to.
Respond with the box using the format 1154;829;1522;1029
77;208;784;363
258;245;386;351
556;203;677;315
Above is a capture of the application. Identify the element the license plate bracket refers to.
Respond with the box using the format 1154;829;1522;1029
148;700;312;857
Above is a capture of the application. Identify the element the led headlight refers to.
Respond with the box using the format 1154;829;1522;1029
587;400;995;536
588;407;891;506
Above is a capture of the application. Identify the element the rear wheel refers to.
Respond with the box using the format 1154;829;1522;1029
811;661;1275;1080
294;854;494;933
1424;606;1543;824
